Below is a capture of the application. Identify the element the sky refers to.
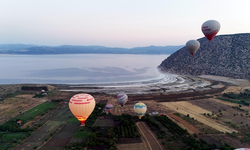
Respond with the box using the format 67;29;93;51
0;0;250;48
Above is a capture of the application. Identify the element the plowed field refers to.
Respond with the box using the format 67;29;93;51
167;113;200;134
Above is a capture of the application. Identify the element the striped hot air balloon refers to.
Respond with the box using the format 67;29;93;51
201;20;220;41
105;104;113;114
186;40;200;56
69;93;96;126
117;93;128;107
134;102;147;119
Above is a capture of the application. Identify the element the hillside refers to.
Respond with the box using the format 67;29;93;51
159;33;250;79
0;44;183;54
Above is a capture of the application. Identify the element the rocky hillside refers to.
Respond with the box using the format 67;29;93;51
159;33;250;79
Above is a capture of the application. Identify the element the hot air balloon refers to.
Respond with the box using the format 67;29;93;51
117;93;128;107
134;102;147;119
186;40;200;56
69;93;96;126
105;104;113;114
234;148;250;150
201;20;220;41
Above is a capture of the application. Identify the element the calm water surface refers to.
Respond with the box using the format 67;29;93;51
0;54;171;84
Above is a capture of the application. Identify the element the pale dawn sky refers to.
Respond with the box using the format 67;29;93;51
0;0;249;48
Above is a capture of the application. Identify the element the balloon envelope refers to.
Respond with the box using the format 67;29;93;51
69;93;96;126
186;40;200;56
201;20;220;41
134;102;147;119
105;104;113;113
117;93;128;106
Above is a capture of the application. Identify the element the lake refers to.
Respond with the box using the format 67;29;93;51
0;54;174;85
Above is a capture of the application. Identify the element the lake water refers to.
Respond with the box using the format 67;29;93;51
0;54;174;85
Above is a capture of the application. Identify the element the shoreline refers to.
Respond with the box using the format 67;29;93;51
58;75;212;95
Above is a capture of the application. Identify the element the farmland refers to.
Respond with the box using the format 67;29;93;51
2;77;250;149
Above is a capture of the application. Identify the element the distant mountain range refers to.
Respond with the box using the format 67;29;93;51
0;44;184;54
159;33;250;79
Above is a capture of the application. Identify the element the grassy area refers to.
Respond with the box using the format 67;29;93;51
2;132;28;141
73;129;90;138
68;116;79;122
217;97;241;104
0;132;28;150
5;102;57;124
220;90;250;105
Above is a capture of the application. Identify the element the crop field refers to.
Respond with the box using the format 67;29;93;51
40;120;80;149
73;129;90;138
117;143;148;150
190;98;250;127
0;94;46;124
13;105;71;150
6;102;57;124
93;115;114;127
161;100;238;133
0;132;28;149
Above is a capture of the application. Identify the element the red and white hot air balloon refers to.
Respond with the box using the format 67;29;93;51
117;93;128;107
105;104;113;114
201;20;220;41
69;93;96;126
186;40;200;56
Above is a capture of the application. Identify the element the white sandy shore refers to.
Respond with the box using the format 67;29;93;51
60;74;212;95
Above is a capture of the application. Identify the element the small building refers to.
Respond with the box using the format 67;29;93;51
17;120;22;126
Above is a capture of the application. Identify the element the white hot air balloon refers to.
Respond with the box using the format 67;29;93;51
186;40;200;56
117;93;128;107
69;93;96;126
201;20;220;41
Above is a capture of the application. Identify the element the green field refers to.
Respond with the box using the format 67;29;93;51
73;129;90;138
68;116;79;122
0;132;28;150
5;102;57;124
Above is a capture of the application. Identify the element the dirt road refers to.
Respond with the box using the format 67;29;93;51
136;122;164;150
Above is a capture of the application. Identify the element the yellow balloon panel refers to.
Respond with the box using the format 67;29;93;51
69;93;96;126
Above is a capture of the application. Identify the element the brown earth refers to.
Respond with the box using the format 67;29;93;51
3;75;250;149
0;94;46;124
166;113;201;134
136;122;164;150
117;143;148;150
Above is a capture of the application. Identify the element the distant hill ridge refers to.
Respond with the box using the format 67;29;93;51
0;44;183;54
159;33;250;79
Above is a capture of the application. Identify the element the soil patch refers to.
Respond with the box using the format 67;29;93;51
166;113;200;134
0;94;45;124
117;143;148;150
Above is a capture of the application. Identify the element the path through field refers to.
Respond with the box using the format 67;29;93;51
161;101;238;133
136;122;164;150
